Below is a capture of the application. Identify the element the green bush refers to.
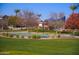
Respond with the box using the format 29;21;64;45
36;29;56;33
61;30;72;34
73;32;79;36
32;34;41;39
28;35;31;39
16;35;19;38
2;33;7;36
9;34;14;37
2;33;9;37
21;36;24;38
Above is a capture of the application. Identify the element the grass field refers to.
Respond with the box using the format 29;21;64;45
0;37;79;55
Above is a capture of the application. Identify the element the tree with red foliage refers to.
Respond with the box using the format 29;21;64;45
65;4;79;29
65;13;79;29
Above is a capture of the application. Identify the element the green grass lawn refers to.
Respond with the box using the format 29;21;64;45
0;37;79;55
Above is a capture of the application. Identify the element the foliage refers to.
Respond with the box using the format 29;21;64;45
8;16;18;27
18;10;40;27
15;9;20;16
70;4;77;12
0;15;8;30
47;13;65;29
73;32;79;36
61;30;72;34
21;36;24;38
32;34;41;39
65;13;79;29
16;35;19;38
9;34;14;37
2;33;8;36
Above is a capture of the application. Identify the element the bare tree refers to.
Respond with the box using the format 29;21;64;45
0;15;8;30
18;10;40;29
48;13;65;29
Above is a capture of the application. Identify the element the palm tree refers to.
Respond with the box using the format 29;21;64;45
15;9;20;16
70;4;77;14
37;14;41;31
70;4;79;35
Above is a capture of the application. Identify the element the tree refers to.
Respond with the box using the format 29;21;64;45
15;9;20;16
8;16;20;27
70;4;78;13
18;10;40;29
65;13;79;29
47;13;65;30
65;4;79;30
0;15;9;30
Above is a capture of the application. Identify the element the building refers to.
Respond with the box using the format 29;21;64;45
38;20;49;30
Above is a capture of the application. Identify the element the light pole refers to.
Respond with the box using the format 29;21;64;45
42;20;44;34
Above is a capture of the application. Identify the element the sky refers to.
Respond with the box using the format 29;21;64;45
0;3;78;20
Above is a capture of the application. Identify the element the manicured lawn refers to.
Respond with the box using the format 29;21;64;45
0;37;79;55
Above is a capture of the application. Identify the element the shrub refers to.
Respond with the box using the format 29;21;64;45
61;30;72;34
32;34;41;39
2;33;7;36
73;32;79;36
16;35;19;38
28;35;31;39
9;34;14;37
2;33;9;37
21;36;24;38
